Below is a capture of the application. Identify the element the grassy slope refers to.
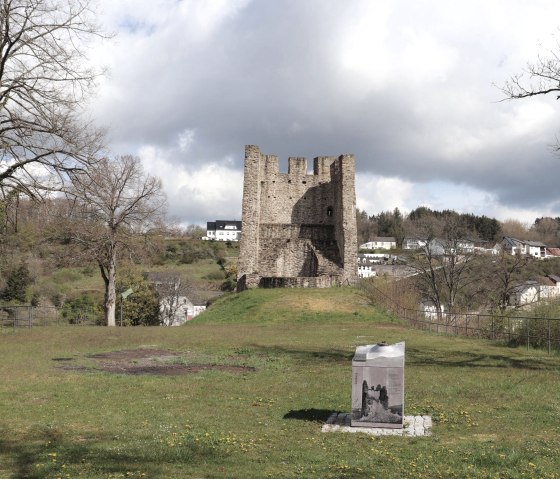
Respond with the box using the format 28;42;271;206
31;257;228;306
1;288;559;479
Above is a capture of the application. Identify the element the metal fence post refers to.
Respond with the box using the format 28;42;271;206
477;314;480;338
548;319;551;355
526;318;530;351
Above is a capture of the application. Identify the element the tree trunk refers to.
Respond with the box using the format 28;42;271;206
100;253;117;327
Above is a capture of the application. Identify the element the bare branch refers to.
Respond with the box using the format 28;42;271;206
0;0;108;197
499;42;560;101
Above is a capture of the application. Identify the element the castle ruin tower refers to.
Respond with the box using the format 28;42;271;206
237;145;358;290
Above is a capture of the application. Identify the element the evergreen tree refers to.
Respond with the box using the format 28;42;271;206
1;264;32;303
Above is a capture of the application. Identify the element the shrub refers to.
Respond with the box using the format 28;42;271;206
61;295;103;324
204;270;226;280
116;272;160;326
51;269;82;284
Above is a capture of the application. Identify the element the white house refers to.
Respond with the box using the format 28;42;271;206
160;295;207;326
360;237;397;250
536;275;560;300
403;237;474;255
549;274;560;289
359;253;389;263
144;272;208;326
473;243;501;255
502;236;547;259
538;277;558;300
403;237;428;250
358;264;377;278
420;301;445;320
357;255;378;278
509;275;560;306
203;220;242;241
509;281;540;306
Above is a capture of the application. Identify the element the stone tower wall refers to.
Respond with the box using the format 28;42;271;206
237;145;357;290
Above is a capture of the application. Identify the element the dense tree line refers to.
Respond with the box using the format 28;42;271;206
407;207;501;242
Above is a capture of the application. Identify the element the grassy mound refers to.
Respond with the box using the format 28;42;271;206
0;287;559;478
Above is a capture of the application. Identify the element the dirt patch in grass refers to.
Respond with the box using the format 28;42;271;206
55;349;256;376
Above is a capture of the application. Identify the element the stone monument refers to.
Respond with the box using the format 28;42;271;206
351;342;405;428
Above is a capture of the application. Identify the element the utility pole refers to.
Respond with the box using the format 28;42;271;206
120;288;133;326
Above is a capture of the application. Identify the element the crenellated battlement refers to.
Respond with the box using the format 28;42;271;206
246;145;352;182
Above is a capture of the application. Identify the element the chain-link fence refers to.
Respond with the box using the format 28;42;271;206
0;305;103;329
360;280;560;354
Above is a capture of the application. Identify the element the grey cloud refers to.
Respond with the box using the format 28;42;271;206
92;0;560;222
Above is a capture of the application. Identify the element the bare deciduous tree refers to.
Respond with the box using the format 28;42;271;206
61;155;166;326
486;250;531;313
148;272;196;326
532;217;560;245
406;216;481;318
156;275;183;327
0;0;106;197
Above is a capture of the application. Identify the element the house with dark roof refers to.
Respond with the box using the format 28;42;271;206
502;236;547;259
509;275;560;306
537;276;560;300
203;220;242;241
509;280;540;306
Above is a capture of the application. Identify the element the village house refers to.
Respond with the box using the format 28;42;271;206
402;237;474;254
509;280;540;306
502;236;547;259
203;220;242;241
143;272;208;326
537;276;560;300
360;237;397;250
509;275;560;306
420;300;445;320
159;295;207;326
402;237;428;250
357;254;412;278
357;255;378;278
473;243;501;255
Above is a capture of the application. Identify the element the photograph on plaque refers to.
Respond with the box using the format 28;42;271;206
351;366;403;428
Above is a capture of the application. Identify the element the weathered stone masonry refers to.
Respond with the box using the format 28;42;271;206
237;145;358;290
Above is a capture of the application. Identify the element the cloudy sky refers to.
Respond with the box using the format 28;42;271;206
88;0;560;226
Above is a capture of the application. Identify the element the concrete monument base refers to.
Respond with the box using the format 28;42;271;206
322;413;432;437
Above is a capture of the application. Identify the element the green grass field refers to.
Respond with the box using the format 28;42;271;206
1;287;559;478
